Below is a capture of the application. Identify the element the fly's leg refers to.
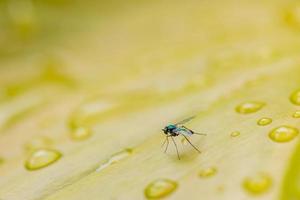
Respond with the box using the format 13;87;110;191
182;135;201;153
171;136;180;160
164;136;170;153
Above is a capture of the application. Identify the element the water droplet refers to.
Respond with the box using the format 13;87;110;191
199;167;218;178
25;149;62;171
243;173;272;195
257;118;272;126
290;90;300;105
235;102;265;114
70;126;92;141
292;110;300;118
96;148;132;172
144;179;178;199
25;136;53;152
269;125;299;143
230;131;240;137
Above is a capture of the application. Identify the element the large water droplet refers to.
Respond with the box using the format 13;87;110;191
243;173;272;195
235;102;265;114
70;126;92;141
96;148;132;172
292;110;300;118
25;149;62;171
290;90;300;105
199;167;218;178
269;125;299;143
144;179;178;199
257;118;272;126
230;131;240;137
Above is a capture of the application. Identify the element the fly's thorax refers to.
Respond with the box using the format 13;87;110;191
166;124;177;130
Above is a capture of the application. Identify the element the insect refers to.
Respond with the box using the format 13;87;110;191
161;116;206;159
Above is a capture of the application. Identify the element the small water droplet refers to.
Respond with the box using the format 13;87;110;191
144;179;178;199
290;90;300;105
257;118;272;126
25;136;53;152
292;110;300;118
199;167;218;178
70;126;92;141
25;149;62;171
96;148;132;172
269;125;299;143
235;102;265;114
243;173;272;195
230;131;240;137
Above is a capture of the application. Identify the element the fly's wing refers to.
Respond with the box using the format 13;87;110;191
175;116;196;125
175;127;193;136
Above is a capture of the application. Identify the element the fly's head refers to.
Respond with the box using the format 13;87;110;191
162;124;177;135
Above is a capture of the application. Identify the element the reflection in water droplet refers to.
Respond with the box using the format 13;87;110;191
243;173;272;195
25;149;62;171
144;179;177;199
96;148;133;172
269;125;299;143
230;131;240;137
70;126;92;141
199;167;218;178
25;136;53;152
235;102;265;114
290;90;300;105
292;111;300;118
257;118;272;126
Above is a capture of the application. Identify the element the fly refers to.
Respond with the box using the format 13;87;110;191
161;116;206;159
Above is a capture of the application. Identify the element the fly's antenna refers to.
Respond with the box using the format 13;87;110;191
171;137;180;160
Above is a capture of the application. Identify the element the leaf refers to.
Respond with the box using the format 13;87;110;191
0;1;300;200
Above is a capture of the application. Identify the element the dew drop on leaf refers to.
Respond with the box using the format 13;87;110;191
235;102;265;114
257;118;272;126
25;148;62;171
70;126;92;141
292;110;300;118
290;90;300;105
269;125;299;143
199;167;218;178
230;131;240;137
144;179;177;199
96;148;133;172
242;173;272;195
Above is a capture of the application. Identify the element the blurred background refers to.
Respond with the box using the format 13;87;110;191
0;0;300;199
